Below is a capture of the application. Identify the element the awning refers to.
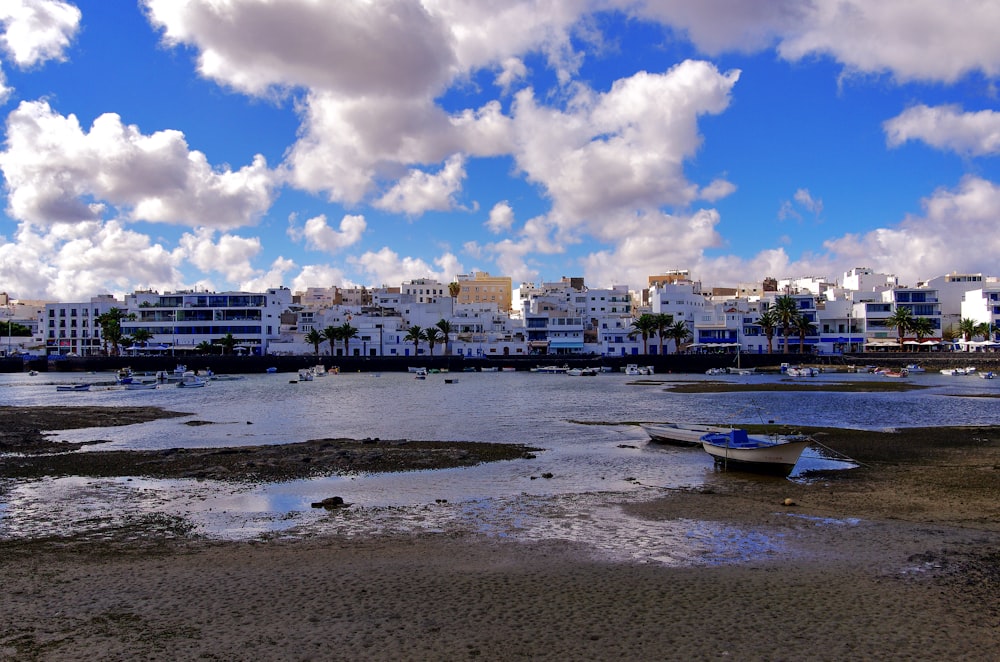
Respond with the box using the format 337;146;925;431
865;339;899;346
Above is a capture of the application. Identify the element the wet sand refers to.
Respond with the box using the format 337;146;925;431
2;407;999;660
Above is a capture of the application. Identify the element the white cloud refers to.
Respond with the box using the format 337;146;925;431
699;178;736;202
884;104;1000;156
485;201;515;234
511;60;740;229
778;188;823;221
291;214;366;253
348;247;463;287
0;0;80;67
374;154;467;215
0;100;277;228
636;0;1000;83
0;219;181;300
495;56;528;93
142;0;456;97
289;264;352;294
238;256;297;293
178;228;262;283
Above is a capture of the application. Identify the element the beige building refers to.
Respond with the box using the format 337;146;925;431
456;272;513;312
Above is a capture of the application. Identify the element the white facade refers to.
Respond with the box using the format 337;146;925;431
41;295;123;356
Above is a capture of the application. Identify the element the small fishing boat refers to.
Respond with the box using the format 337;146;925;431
125;381;158;390
980;371;996;380
177;374;208;388
566;367;599;376
700;429;811;476
640;422;730;446
56;383;90;392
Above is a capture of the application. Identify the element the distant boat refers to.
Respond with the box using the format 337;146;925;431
56;383;90;392
177;373;208;388
566;367;599;376
700;429;811;476
265;367;278;374
125;381;157;390
640;422;730;446
980;371;996;380
904;364;925;373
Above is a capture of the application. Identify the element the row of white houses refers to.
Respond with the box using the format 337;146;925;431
8;267;1000;358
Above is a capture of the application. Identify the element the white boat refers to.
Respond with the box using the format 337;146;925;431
980;371;996;379
940;367;976;376
407;366;425;373
310;364;327;377
705;367;727;376
480;367;499;372
177;374;208;388
624;364;654;376
904;364;925;373
783;365;819;377
298;369;314;381
566;367;599;376
125;381;158;390
56;383;90;392
532;364;570;373
641;422;730;446
700;429;811;476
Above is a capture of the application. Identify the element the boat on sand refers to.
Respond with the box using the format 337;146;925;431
640;422;730;446
700;429;811;476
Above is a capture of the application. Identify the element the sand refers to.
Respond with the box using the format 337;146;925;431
2;410;1000;660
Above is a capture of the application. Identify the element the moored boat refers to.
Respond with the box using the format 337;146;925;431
56;383;90;392
640;422;730;446
700;429;811;476
125;381;158;390
566;367;599;376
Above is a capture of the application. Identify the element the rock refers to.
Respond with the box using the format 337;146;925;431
541;472;554;479
782;498;796;506
311;496;349;509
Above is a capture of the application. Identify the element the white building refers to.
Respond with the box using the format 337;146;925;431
41;295;123;356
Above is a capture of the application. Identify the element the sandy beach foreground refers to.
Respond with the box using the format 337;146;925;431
2;407;999;660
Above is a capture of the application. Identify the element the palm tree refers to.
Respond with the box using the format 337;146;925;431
666;320;690;353
957;318;977;343
404;325;425;356
218;332;237;355
195;340;214;354
323;325;341;355
130;328;153;350
911;317;933;347
629;313;657;354
793;315;815;354
338;322;359;356
95;308;131;356
975;321;993;342
305;329;324;355
757;308;778;354
435;319;454;355
772;296;799;353
424;327;442;355
885;307;915;349
652;313;673;356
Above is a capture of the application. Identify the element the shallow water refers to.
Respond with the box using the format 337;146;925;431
2;369;997;562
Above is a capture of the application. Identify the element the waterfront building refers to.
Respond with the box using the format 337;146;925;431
456;272;513;312
960;286;1000;341
40;295;123;356
121;287;292;356
918;273;998;333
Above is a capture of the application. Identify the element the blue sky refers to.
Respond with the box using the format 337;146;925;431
2;0;1000;302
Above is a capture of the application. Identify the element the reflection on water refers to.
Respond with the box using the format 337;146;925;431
2;369;998;564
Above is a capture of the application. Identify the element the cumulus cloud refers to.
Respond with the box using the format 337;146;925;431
178;228;262;283
0;219;181;300
511;61;740;232
0;0;80;67
374;155;467;215
635;0;1000;83
289;264;352;294
290;214;366;253
485;201;515;234
884;104;1000;156
348;247;463;287
0;100;277;228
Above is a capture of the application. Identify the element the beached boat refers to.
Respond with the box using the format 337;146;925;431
783;364;819;377
904;364;926;373
980;371;996;379
56;383;90;392
700;429;811;476
566;367;599;376
125;381;158;390
177;374;207;388
297;369;314;382
881;368;908;378
705;367;727;376
532;364;570;373
624;364;654;376
940;367;976;376
480;367;499;372
641;422;730;446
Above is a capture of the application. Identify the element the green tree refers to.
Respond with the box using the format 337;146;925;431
652;313;673;356
195;340;214;354
424;326;442;356
629;313;657;354
957;317;977;343
757;308;778;354
218;332;237;355
305;328;324;355
130;328;154;347
885;307;915;348
435;319;454;355
793;315;815;354
323;325;341;355
96;308;131;356
911;317;933;345
666;320;690;354
338;322;359;356
404;325;425;355
772;296;799;353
